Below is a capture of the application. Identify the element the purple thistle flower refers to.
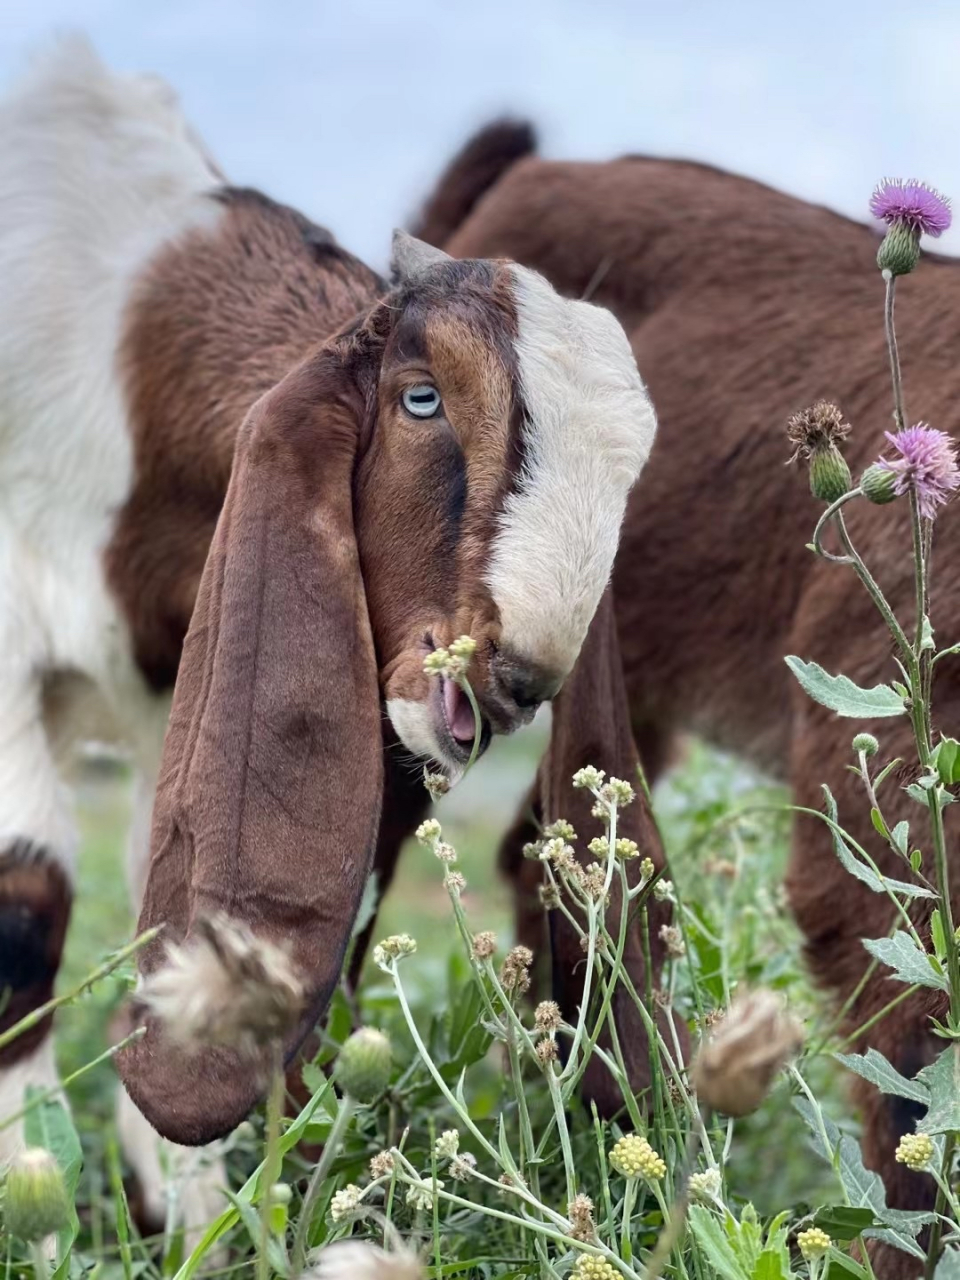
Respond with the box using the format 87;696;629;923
869;179;952;238
877;424;960;518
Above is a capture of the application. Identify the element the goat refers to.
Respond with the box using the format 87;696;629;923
413;123;960;1277
0;40;668;1231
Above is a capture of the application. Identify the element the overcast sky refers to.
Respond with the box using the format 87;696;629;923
2;0;959;271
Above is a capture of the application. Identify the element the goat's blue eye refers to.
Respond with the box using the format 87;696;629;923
402;384;442;418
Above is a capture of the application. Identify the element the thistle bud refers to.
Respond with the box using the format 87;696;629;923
877;224;921;276
691;989;803;1117
267;1181;291;1235
3;1147;71;1242
809;444;852;504
334;1027;392;1103
860;463;898;505
852;733;879;756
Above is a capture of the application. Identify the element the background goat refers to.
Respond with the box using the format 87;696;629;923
413;123;960;1278
0;42;669;1233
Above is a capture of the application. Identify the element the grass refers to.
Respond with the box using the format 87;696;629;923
51;719;849;1272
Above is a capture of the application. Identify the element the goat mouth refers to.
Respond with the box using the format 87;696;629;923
435;676;491;765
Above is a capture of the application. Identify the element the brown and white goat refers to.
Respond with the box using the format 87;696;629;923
415;124;960;1276
0;41;669;1225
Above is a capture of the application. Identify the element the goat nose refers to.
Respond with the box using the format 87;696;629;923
494;654;563;712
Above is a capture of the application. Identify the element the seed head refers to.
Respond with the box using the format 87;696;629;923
373;934;418;970
415;819;441;845
691;989;803;1116
608;1134;666;1181
568;1193;596;1242
572;1258;619;1280
140;913;304;1058
543;819;576;841
434;842;457;864
895;1132;934;1172
572;766;605;791
434;1129;460;1160
3;1147;71;1242
471;930;497;961
599;778;635;808
797;1228;832;1261
370;1151;395;1179
541;836;574;864
539;883;561;910
329;1184;362;1223
309;1240;424;1280
422;771;450;800
659;924;685;959
786;402;851;464
534;1000;562;1033
535;1038;559;1067
877;424;960;519
653;878;675;902
444;870;466;896
500;945;534;994
406;1180;443;1213
687;1167;723;1204
334;1028;392;1103
449;1153;476;1180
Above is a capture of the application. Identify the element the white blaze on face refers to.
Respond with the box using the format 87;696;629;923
485;265;656;678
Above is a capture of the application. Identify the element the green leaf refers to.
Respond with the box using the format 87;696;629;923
917;1045;960;1135
822;788;934;900
687;1206;750;1280
932;909;948;962
835;1050;929;1105
891;821;909;855
785;657;906;718
825;1248;872;1280
934;738;960;786
752;1250;788;1280
922;616;936;651
870;808;889;838
863;931;949;991
935;1247;960;1279
795;1098;933;1258
25;1091;82;1276
813;1205;882;1238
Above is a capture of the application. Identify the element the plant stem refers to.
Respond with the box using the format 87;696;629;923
291;1094;356;1274
925;1134;956;1280
884;273;906;432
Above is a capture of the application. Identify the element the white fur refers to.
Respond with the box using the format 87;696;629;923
486;266;656;677
0;33;222;1233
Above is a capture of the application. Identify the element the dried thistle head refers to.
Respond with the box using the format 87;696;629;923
140;913;304;1058
471;930;497;961
691;988;803;1117
786;401;851;463
567;1193;596;1242
534;1000;562;1034
308;1240;424;1280
500;945;534;995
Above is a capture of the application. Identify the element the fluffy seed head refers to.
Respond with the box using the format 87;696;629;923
471;930;497;960
797;1228;832;1261
539;883;561;910
422;771;450;799
308;1240;424;1280
653;879;675;902
334;1028;393;1103
500;945;534;994
568;1193;596;1242
370;1151;395;1179
535;1038;559;1066
140;913;304;1058
608;1134;666;1180
534;1000;562;1033
406;1180;443;1212
896;1132;935;1172
659;924;685;959
870;179;952;237
786;402;851;464
434;1130;460;1160
691;989;803;1117
877;425;960;519
444;870;466;896
599;778;635;808
3;1147;71;1242
449;1153;477;1180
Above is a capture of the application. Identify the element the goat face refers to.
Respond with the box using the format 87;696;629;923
365;233;657;777
120;233;654;1146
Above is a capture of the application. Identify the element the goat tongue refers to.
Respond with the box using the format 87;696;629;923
443;676;478;743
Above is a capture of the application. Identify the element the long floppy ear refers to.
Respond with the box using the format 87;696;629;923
539;588;684;1113
117;348;383;1146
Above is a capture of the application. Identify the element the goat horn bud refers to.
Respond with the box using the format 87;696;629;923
691;988;803;1117
877;224;921;277
334;1027;393;1103
3;1147;71;1242
809;444;853;504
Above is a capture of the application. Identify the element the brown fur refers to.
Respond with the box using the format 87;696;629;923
0;844;71;1063
429;139;960;1275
